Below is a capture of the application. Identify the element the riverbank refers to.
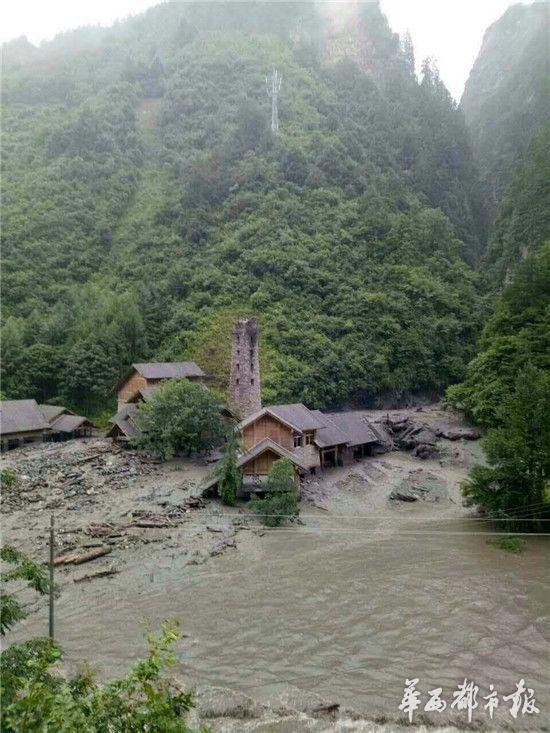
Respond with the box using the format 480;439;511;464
2;406;548;730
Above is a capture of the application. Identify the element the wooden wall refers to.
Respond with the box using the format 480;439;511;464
242;448;282;475
118;371;149;408
241;414;293;451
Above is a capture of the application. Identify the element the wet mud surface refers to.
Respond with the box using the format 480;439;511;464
2;407;549;731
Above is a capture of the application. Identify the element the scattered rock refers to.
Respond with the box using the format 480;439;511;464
438;427;482;441
413;443;439;459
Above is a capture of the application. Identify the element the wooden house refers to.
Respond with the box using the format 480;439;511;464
116;361;205;409
40;405;94;441
0;400;94;450
106;386;155;440
0;400;50;450
201;401;390;498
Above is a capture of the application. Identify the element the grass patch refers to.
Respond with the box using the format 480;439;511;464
487;535;526;554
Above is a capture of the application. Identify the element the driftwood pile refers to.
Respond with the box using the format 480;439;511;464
1;440;161;513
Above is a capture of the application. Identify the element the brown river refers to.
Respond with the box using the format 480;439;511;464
8;441;550;730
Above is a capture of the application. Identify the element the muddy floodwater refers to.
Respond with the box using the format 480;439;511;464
5;419;550;731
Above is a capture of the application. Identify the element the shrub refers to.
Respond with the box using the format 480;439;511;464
1;622;207;732
216;431;241;505
250;458;299;527
134;378;225;459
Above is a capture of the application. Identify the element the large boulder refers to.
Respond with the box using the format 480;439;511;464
438;427;482;441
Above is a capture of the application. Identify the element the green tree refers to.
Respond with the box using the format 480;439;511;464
61;339;119;414
447;244;550;426
134;379;224;459
1;545;50;635
216;431;241;506
250;458;299;527
461;365;550;529
1;621;206;733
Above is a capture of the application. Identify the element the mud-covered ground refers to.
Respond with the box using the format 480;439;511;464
2;406;549;732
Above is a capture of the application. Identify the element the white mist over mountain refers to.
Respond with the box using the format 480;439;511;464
0;0;530;100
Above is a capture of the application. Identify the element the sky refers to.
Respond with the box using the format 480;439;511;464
0;0;526;101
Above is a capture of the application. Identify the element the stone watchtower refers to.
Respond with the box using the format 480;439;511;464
229;317;261;420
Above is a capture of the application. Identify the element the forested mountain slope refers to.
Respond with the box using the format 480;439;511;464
461;1;549;219
2;1;485;414
448;3;549;427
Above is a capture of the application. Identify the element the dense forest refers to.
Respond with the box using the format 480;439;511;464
1;1;547;423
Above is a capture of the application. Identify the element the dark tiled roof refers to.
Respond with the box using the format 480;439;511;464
323;411;380;447
107;403;143;439
310;410;349;448
240;403;326;433
0;400;49;435
50;414;93;433
269;404;326;431
39;405;69;423
127;386;157;403
133;362;205;379
236;438;308;470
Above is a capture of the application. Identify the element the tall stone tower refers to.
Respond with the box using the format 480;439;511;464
229;317;261;420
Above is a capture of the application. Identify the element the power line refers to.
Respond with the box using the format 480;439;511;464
171;521;550;536
184;510;550;522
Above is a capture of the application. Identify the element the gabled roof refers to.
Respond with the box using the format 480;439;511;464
50;414;93;433
239;403;325;433
323;411;380;447
127;386;157;403
106;403;143;439
201;437;307;492
132;361;205;380
39;404;74;424
0;400;49;435
236;437;308;471
310;410;349;448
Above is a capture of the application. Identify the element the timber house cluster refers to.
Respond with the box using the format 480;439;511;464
1;318;390;497
0;400;94;451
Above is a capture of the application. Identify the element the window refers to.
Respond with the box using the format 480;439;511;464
251;378;254;385
237;349;240;355
236;363;240;370
305;433;314;445
236;378;239;385
293;435;302;448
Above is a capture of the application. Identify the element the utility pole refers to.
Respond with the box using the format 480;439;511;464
49;514;55;640
265;65;282;133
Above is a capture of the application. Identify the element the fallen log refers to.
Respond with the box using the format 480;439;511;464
74;453;102;464
132;520;175;529
311;703;340;716
74;567;119;583
86;522;125;538
54;546;111;566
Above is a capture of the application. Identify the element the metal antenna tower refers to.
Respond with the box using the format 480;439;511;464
265;66;282;132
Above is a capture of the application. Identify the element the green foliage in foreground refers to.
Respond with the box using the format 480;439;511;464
1;621;207;733
487;536;526;554
250;458;299;527
0;545;50;635
447;243;550;427
133;378;225;459
461;365;550;529
216;431;241;506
